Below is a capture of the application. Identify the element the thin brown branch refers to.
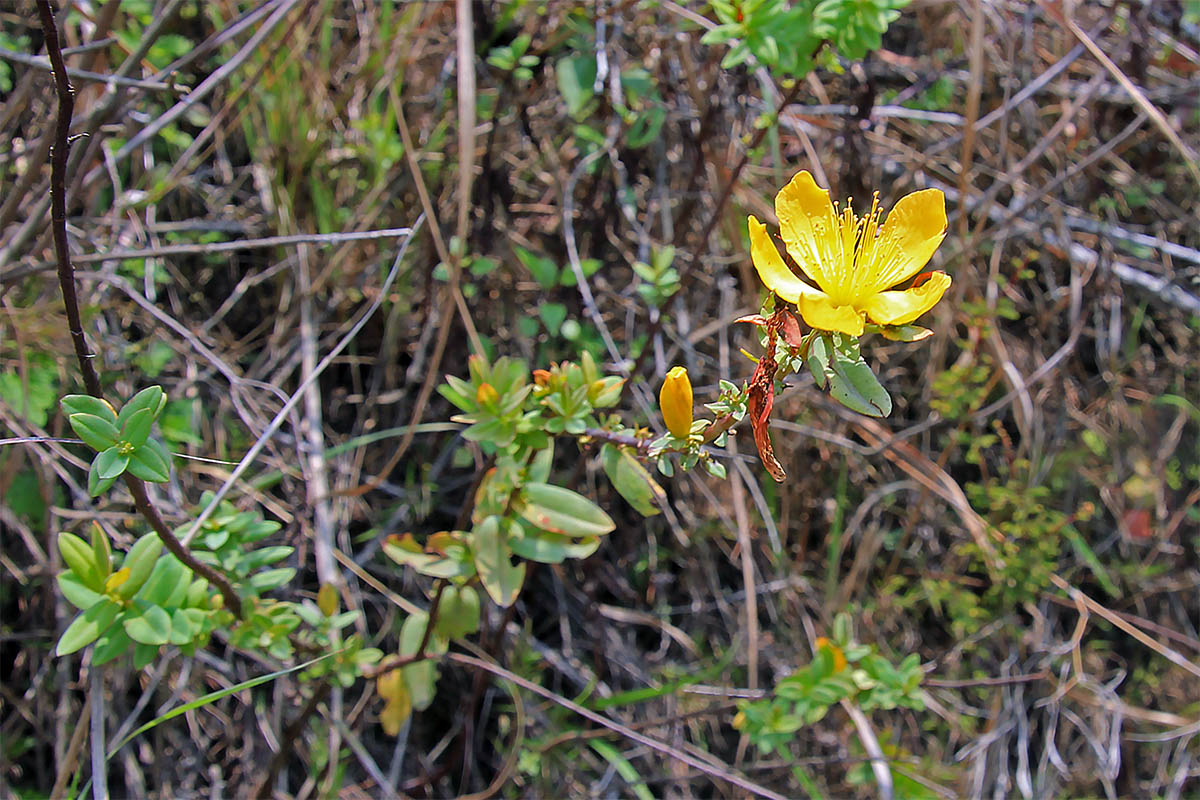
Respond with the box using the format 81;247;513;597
447;652;792;800
36;0;242;619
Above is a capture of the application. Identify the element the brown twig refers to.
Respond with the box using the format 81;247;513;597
361;580;449;680
35;0;242;619
447;652;792;800
252;680;332;799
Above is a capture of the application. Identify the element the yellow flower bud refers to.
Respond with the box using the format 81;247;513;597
659;366;693;439
476;382;499;407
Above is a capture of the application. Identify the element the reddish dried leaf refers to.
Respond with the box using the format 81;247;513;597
778;309;805;349
747;358;786;482
1122;509;1153;540
735;314;769;327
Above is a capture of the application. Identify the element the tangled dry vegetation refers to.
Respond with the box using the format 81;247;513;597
2;1;1199;798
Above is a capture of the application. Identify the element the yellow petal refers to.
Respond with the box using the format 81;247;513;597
797;294;865;336
862;271;952;326
659;366;694;439
867;188;947;290
749;216;821;303
775;171;838;290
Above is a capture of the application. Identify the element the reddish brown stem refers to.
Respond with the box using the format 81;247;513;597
35;0;242;618
361;580;448;679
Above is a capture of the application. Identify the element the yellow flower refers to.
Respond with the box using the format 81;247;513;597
659;366;693;438
750;170;952;336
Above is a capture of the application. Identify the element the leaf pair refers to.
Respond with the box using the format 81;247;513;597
61;386;172;495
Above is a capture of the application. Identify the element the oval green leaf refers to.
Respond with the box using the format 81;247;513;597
69;413;120;452
58;531;101;589
116;385;165;428
119;407;154;449
509;528;601;564
87;460;119;497
124;605;171;645
94;447;130;480
601;444;664;517
519;483;615;538
92;624;133;666
136;555;185;606
57;572;103;611
61;394;118;424
433;585;481;639
57;599;123;656
116;533;163;600
126;438;170;483
473;516;525;607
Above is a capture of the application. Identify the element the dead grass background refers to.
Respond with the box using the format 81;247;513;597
1;1;1198;797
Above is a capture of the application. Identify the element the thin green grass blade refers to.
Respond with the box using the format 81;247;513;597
589;739;655;800
108;650;340;758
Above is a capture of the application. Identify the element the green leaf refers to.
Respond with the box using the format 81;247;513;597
87;460;118;497
57;572;103;611
434;585;481;639
169;608;201;645
626;106;665;149
558;258;602;286
556;53;597;117
0;367;58;427
601;444;664;517
124;605;171;645
68;413;119;452
90;525;112;579
133;642;159;670
473;516;526;607
877;324;933;342
116;386;165;428
92;624;133;666
509;528;601;564
514;246;559;290
382;533;471;579
136;555;186;606
438;375;476;413
126;438;171;482
700;23;741;45
248;567;295;592
520;482;616;538
238;545;293;570
461;418;515;447
527;440;555;484
58;532;101;589
116;533;163;600
119;407;154;449
57;598;123;656
806;334;833;389
399;612;440;711
61;395;117;425
828;349;892;417
94;447;130;480
539;303;568;336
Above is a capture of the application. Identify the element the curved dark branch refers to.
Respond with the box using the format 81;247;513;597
36;0;242;618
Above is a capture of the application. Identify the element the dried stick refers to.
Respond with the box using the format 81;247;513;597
448;652;792;800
